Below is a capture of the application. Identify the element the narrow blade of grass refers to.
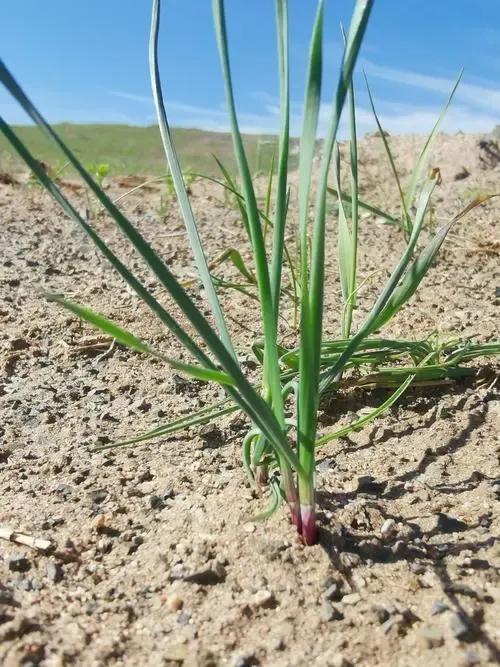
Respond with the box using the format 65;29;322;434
47;293;235;385
212;0;286;437
405;71;462;212
327;187;401;225
316;372;415;446
150;0;236;361
299;0;374;543
319;169;440;391
369;194;498;332
269;0;290;318
94;400;237;452
364;72;412;236
333;143;354;337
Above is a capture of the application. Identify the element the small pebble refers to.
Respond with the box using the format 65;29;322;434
148;494;164;510
418;625;444;648
320;600;344;622
177;611;191;626
342;593;361;606
46;560;64;583
431;600;449;615
88;489;107;504
182;564;226;585
7;554;31;573
324;582;343;602
460;649;481;666
252;589;277;609
165;594;184;612
371;604;391;624
381;518;396;537
232;655;255;667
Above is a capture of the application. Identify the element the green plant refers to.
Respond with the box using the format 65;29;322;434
87;162;110;187
0;0;498;546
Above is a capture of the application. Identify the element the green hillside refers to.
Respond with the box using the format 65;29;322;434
0;123;285;177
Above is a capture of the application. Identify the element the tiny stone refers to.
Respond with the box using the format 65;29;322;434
273;638;285;651
88;489;107;504
341;592;361;606
431;600;449;615
165;594;184;612
324;582;343;601
149;494;164;510
437;513;468;534
371;604;390;624
183;564;226;585
15;578;34;591
418;625;444;648
7;554;31;573
409;562;426;575
177;611;191;626
252;589;277;609
340;552;361;569
46;560;64;583
381;518;396;537
232;656;255;667
320;600;343;622
381;616;399;634
460;649;481;666
466;558;490;570
85;602;98;615
328;655;351;667
356;475;387;495
199;423;221;447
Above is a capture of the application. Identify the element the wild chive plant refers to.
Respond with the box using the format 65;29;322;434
1;0;498;545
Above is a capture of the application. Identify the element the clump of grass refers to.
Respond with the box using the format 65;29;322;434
0;0;498;545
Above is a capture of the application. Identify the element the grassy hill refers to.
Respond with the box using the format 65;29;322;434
0;123;287;177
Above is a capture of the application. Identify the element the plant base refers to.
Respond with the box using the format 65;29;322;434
299;504;317;545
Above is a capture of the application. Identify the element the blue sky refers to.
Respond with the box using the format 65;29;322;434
1;0;500;136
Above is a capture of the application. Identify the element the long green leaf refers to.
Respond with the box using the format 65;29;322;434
212;0;286;437
296;0;326;508
344;54;359;339
319;169;439;391
370;194;499;331
300;0;374;507
49;294;235;385
316;372;415;446
94;400;237;452
327;187;401;225
364;73;412;236
405;72;462;212
269;0;290;318
149;0;236;361
333;143;354;331
297;0;324;280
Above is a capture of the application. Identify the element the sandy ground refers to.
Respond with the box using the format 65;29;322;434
0;132;499;667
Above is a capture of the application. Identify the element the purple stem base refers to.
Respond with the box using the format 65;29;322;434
299;504;317;545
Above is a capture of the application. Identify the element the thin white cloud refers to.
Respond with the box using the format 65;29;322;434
160;94;497;137
363;60;500;115
109;90;152;104
355;104;498;135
